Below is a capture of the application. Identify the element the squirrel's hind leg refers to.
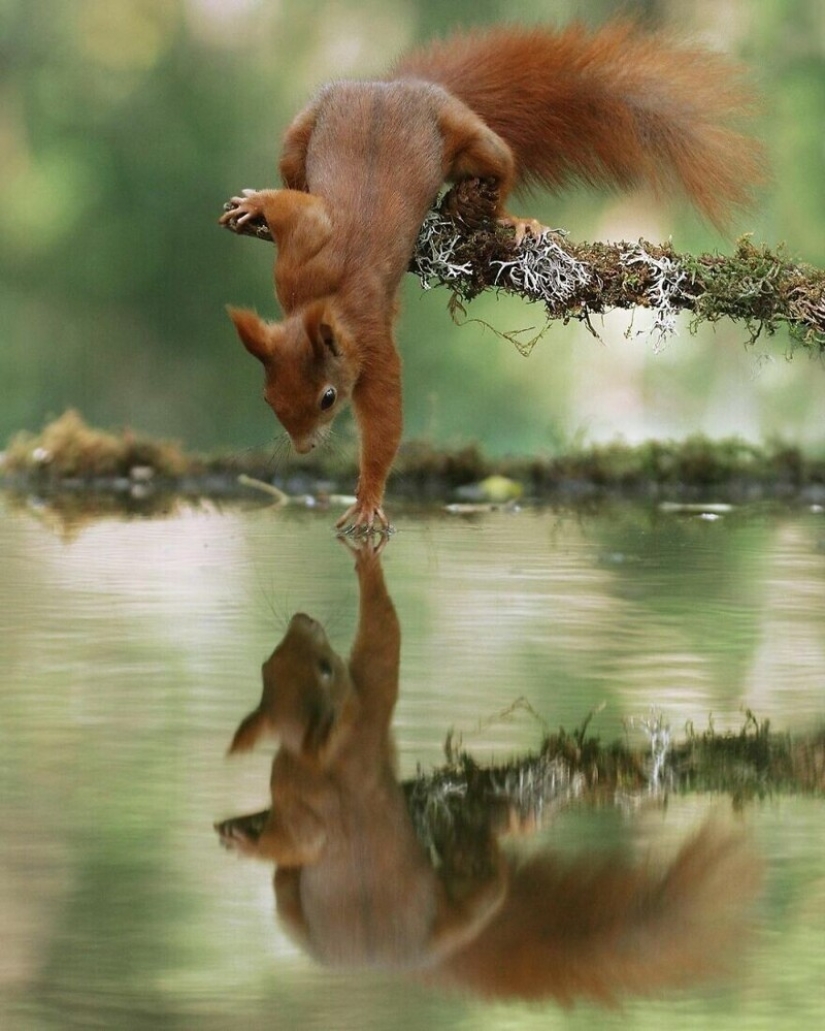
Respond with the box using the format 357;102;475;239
438;98;548;244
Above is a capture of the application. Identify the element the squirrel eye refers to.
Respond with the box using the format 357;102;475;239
319;387;337;411
318;658;333;678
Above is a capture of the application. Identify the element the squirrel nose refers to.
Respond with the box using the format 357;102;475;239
292;436;316;454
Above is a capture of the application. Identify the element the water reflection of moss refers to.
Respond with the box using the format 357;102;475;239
401;714;825;871
420;711;824;808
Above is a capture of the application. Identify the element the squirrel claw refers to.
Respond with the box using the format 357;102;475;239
219;189;264;226
335;501;394;538
498;214;549;246
337;534;389;560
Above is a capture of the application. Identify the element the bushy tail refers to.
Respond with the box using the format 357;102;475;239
392;22;766;228
429;823;762;1005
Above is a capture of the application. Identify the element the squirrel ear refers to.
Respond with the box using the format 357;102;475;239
227;307;275;365
304;304;342;360
227;707;268;755
318;322;341;358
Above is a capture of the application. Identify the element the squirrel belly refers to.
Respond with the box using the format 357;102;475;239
222;22;764;532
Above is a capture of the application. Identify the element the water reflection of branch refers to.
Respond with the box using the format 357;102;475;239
215;710;821;852
415;710;823;832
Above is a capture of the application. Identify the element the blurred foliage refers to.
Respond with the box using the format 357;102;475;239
1;0;824;458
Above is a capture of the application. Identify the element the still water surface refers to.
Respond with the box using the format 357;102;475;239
1;498;823;1029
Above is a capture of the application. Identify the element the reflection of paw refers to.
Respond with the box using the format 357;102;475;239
338;533;389;561
218;188;265;226
215;820;259;857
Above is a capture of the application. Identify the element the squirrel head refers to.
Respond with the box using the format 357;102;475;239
228;613;356;762
227;302;358;454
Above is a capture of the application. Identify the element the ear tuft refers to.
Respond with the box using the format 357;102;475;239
304;303;343;361
227;707;268;755
318;322;342;358
227;306;274;365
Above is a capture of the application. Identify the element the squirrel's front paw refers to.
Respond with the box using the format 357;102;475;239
335;500;394;538
219;188;266;227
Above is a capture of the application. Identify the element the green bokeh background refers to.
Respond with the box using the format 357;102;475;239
2;0;823;458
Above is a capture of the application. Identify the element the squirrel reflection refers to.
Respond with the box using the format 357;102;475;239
216;540;760;1005
218;539;505;966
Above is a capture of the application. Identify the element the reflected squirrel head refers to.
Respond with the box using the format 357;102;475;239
227;302;357;454
228;613;355;760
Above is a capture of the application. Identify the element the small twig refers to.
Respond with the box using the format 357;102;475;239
237;473;289;504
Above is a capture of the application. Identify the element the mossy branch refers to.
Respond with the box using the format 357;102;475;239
221;179;825;355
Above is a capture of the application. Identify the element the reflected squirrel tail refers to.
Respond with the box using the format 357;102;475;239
393;22;765;228
430;822;762;1005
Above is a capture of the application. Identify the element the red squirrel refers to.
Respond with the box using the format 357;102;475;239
220;22;764;532
216;541;761;1001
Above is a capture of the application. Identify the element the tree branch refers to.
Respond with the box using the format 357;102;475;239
221;180;825;355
